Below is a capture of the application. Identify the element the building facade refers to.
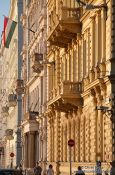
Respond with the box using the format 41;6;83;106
0;0;23;168
46;0;115;174
21;0;47;173
0;0;114;174
0;49;8;168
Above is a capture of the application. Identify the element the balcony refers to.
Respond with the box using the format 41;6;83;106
48;81;82;112
8;94;17;107
5;129;14;140
32;53;43;73
24;111;39;121
48;7;81;48
1;106;9;117
15;79;24;95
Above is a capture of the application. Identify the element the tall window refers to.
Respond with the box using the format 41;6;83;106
97;12;102;63
78;42;82;81
73;49;77;82
61;55;67;81
87;29;91;73
83;39;86;77
40;77;43;105
91;17;96;68
69;52;71;81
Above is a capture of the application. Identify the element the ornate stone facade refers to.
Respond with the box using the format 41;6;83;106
0;0;23;168
46;0;114;174
21;0;47;172
20;0;115;174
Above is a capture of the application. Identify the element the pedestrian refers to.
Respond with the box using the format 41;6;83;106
95;161;102;175
34;162;42;175
75;166;85;175
47;164;54;175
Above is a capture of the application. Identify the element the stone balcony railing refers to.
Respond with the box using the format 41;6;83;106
48;81;82;111
24;111;39;121
48;7;81;48
49;81;82;99
8;94;17;107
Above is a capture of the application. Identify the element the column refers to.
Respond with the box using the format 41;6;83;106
24;133;28;168
63;121;67;162
35;131;39;162
28;132;35;168
43;117;47;162
89;89;97;162
100;83;106;161
74;112;80;162
67;114;71;162
47;115;52;162
53;110;61;175
55;110;61;162
70;114;74;162
84;107;90;162
80;114;85;162
95;88;103;161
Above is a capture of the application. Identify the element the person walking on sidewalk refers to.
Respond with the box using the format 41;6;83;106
47;164;54;175
34;162;42;175
75;166;85;175
95;161;102;175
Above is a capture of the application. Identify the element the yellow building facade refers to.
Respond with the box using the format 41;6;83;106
21;0;47;173
46;0;114;174
21;0;115;174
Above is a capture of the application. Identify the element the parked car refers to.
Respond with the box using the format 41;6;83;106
0;169;23;175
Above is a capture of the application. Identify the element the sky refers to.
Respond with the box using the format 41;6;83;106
0;0;10;41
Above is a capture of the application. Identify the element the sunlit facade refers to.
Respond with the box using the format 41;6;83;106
46;0;114;174
2;0;114;174
21;0;47;173
0;0;23;168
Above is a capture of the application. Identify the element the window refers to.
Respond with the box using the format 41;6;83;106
83;39;86;77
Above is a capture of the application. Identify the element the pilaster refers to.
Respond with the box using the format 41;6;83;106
80;114;85;162
74;110;80;162
28;131;35;168
95;86;103;161
89;89;97;162
55;110;61;162
24;133;28;168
